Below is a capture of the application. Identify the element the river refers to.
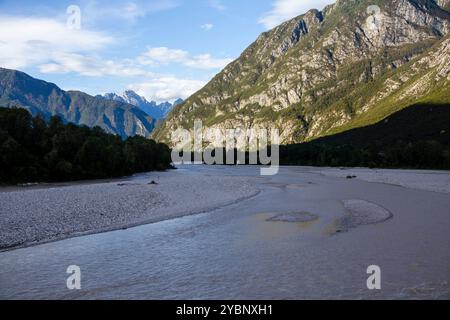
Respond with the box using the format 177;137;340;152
0;166;449;299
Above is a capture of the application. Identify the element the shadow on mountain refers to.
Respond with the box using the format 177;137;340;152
280;103;450;169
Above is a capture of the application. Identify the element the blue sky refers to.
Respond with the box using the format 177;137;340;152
0;0;334;102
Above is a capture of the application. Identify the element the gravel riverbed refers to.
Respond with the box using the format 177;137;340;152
0;169;259;250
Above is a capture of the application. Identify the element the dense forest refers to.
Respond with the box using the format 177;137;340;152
279;140;450;169
0;107;172;184
2;102;450;184
279;103;450;169
200;140;450;170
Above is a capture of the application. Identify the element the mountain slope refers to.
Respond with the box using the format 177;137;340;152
100;90;182;119
437;0;450;10
154;0;450;146
0;68;155;138
279;102;450;169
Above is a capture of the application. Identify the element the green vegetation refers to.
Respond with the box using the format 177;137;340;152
280;140;450;169
154;0;450;148
0;107;172;184
280;103;450;169
0;68;156;139
202;103;450;169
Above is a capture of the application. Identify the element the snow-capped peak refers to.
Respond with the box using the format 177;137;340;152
100;90;182;119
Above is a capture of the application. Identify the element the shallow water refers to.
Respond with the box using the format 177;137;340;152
0;166;449;299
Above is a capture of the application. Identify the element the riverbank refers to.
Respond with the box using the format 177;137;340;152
0;168;259;251
1;165;449;299
2;165;450;252
314;167;450;193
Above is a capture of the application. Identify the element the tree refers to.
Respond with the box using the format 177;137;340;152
0;107;173;183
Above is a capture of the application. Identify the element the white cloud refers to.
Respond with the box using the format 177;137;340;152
0;20;230;77
128;77;206;102
139;47;232;69
139;47;188;64
208;0;226;11
0;15;113;70
0;15;156;78
38;53;149;77
259;0;335;29
201;23;214;31
83;0;180;24
0;11;221;101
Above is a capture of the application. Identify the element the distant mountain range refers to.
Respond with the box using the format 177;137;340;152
99;90;182;120
154;0;450;146
0;68;155;138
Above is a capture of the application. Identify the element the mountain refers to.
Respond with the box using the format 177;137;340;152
154;0;450;146
437;0;450;10
0;68;155;138
100;90;182;119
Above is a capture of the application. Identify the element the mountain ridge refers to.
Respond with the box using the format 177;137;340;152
154;0;450;146
99;90;182;120
0;68;155;138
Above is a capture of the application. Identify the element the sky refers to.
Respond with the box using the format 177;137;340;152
0;0;335;102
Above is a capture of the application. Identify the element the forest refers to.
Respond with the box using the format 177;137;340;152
2;102;450;184
0;107;173;184
279;103;450;169
278;139;450;169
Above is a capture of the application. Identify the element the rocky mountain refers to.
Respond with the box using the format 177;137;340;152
154;0;450;147
100;90;182;119
437;0;450;10
0;68;155;138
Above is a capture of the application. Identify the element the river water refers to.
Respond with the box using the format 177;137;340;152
0;166;449;299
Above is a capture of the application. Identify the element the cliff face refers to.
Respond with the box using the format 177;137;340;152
0;68;155;138
155;0;450;147
436;0;450;10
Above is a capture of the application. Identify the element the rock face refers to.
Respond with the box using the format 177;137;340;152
0;68;155;138
100;90;182;120
154;0;450;147
436;0;450;10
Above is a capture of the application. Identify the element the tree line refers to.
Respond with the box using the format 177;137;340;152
0;107;172;184
2;103;449;184
279;140;450;169
184;140;450;170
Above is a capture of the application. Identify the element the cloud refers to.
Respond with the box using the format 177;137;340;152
128;77;206;102
0;10;221;101
139;47;232;69
201;23;214;31
38;53;149;77
0;19;230;77
82;0;181;24
208;0;226;11
259;0;335;29
139;47;188;64
0;15;113;70
0;14;154;78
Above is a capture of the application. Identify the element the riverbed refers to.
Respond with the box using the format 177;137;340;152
0;165;449;299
